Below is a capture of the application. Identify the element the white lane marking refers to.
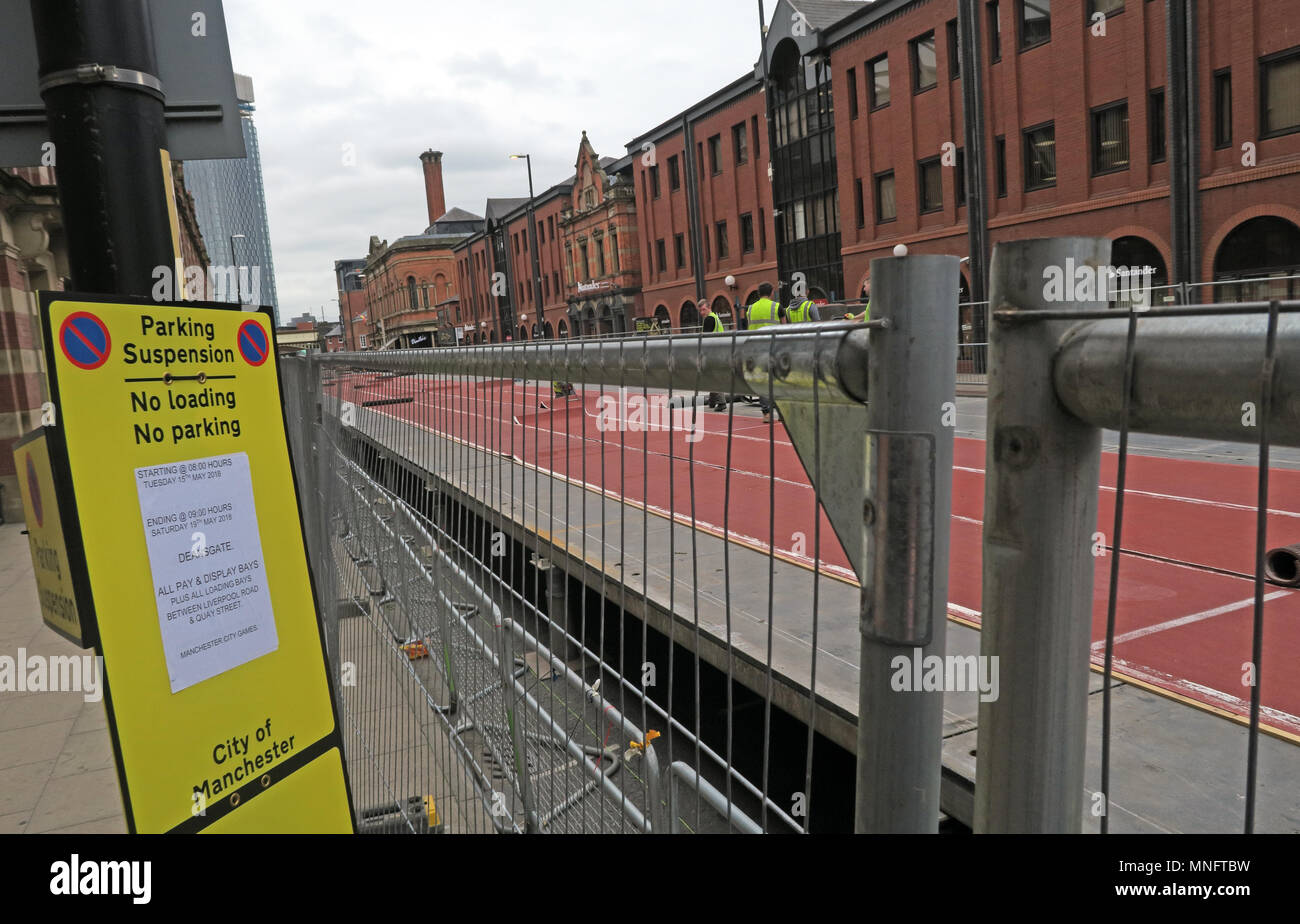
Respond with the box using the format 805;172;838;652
954;464;1300;518
1092;591;1292;651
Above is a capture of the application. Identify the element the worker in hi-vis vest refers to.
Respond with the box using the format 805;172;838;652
699;298;730;411
746;282;785;420
844;282;870;322
746;282;786;330
786;297;821;323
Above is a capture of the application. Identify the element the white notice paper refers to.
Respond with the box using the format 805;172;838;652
135;451;279;692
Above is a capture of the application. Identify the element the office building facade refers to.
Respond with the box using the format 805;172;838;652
185;73;281;322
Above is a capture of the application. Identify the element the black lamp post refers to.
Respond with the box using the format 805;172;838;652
510;154;545;335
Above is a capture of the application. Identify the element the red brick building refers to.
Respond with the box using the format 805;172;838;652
559;133;642;336
376;0;1300;349
750;0;1300;311
359;151;481;348
454;134;643;342
620;0;1299;331
629;75;778;330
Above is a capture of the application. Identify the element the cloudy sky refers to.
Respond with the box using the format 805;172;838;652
221;0;782;322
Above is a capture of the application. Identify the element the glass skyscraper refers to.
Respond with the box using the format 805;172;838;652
184;73;281;324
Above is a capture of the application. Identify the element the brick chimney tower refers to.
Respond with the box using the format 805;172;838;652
420;150;447;225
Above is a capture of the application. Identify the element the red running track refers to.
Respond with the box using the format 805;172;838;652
340;374;1300;740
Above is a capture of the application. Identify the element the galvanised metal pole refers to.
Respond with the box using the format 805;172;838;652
974;237;1110;833
855;253;959;833
1054;310;1300;445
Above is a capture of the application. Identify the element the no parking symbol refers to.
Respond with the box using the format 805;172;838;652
59;311;111;370
237;319;269;366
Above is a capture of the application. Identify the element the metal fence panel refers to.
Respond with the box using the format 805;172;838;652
280;256;961;833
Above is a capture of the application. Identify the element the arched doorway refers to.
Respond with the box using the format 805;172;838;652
532;322;541;340
518;325;528;341
677;300;696;331
489;330;498;343
1110;235;1168;306
1214;216;1300;301
543;321;554;339
655;304;672;332
710;295;732;329
557;319;568;339
583;306;596;337
598;303;614;336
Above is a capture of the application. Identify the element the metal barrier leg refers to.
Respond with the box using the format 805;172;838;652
854;253;959;833
974;237;1110;833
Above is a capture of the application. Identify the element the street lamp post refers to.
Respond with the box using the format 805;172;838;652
510;154;544;337
229;233;246;304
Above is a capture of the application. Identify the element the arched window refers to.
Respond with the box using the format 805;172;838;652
558;319;569;339
678;300;697;330
543;321;554;339
1214;217;1300;301
407;276;418;310
518;325;529;341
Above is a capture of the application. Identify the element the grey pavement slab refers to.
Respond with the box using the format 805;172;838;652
0;523;125;834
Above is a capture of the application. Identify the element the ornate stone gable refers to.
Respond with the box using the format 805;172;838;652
572;131;606;216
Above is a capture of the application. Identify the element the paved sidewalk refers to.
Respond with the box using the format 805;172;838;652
0;522;126;833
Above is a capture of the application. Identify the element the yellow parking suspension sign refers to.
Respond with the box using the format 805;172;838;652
12;428;94;648
37;292;353;833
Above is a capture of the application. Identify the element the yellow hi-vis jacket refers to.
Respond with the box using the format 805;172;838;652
748;297;780;330
787;300;815;323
